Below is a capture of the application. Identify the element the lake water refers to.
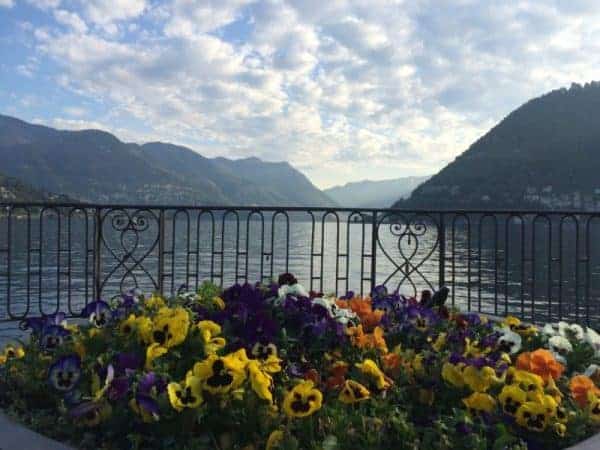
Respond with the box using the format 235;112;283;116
2;209;600;341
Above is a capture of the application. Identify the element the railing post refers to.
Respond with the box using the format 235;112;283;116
93;207;102;300
158;209;165;295
370;211;378;293
439;212;446;288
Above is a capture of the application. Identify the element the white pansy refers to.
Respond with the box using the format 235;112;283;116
542;323;559;336
311;295;357;325
549;335;573;353
277;283;309;300
497;326;522;354
585;327;600;356
558;321;585;341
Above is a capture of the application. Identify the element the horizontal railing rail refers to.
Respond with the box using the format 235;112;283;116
1;202;599;327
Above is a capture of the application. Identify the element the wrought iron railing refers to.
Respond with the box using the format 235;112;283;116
1;202;600;327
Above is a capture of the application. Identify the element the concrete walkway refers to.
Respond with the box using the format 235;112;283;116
0;412;75;450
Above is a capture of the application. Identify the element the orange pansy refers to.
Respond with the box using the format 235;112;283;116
569;375;600;407
516;349;565;382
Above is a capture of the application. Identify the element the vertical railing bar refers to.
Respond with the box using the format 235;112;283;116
6;207;11;319
234;212;240;283
466;215;471;312
370;211;378;293
558;216;565;321
158;210;165;295
170;210;178;295
519;215;525;320
585;216;593;327
94;208;102;301
360;215;366;297
195;211;201;291
345;214;352;296
451;215;456;307
55;208;61;314
38;209;44;314
185;211;191;290
319;213;326;294
575;216;580;323
308;211;315;292
504;215;510;317
547;217;553;323
439;213;446;289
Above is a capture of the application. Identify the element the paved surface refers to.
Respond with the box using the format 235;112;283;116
0;412;74;450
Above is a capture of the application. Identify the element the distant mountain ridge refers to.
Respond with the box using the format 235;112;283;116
0;171;71;203
397;82;600;210
325;176;429;208
0;114;334;206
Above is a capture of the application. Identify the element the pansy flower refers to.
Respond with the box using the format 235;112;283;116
282;380;323;418
20;313;67;335
151;307;190;348
548;335;572;364
145;343;167;370
191;354;246;395
499;385;527;415
587;392;600;424
569;375;600;407
130;393;160;422
119;314;138;336
251;342;278;360
442;362;465;388
40;325;71;351
197;320;226;354
462;365;502;392
69;401;111;427
339;380;370;404
81;300;112;328
167;375;203;411
48;355;81;392
516;349;564;382
247;359;274;402
515;401;549;432
462;392;496;415
496;327;522;354
355;359;392;390
0;345;25;365
558;321;585;341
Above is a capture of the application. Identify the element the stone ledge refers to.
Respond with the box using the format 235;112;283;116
0;412;75;450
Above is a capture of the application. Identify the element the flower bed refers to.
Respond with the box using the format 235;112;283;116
1;274;600;449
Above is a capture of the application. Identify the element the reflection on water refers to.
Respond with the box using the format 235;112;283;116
2;211;600;332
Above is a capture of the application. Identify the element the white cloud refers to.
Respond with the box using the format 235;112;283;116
17;0;600;188
53;9;88;34
26;0;60;9
0;0;14;8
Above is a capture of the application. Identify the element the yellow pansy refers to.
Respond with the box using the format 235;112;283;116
212;296;226;310
145;343;167;370
145;293;166;309
587;392;600;424
191;354;246;394
339;380;370;404
515;401;549;432
432;332;447;352
506;367;544;400
167;375;203;412
355;359;392;390
119;314;137;336
442;362;465;388
197;320;226;354
266;430;284;450
135;316;154;345
462;365;501;392
499;385;527;416
247;360;273;403
554;422;567;437
0;345;25;365
282;380;323;418
463;392;496;414
151;307;190;348
463;338;490;358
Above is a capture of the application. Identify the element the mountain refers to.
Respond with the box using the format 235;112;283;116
324;176;429;208
0;115;334;206
0;171;71;203
396;82;600;210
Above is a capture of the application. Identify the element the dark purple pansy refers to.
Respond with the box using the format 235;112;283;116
69;401;103;425
114;352;143;374
371;284;388;300
108;377;130;400
339;290;355;300
81;300;112;328
20;313;67;335
48;354;81;392
40;325;71;351
138;371;167;394
136;393;160;420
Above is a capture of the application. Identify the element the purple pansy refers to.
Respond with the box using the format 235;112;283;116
40;325;71;351
48;354;81;392
81;300;112;328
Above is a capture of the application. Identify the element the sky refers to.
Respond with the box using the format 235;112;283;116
0;1;599;189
